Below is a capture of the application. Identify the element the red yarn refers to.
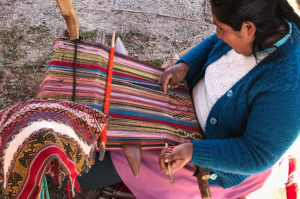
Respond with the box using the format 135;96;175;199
74;178;82;193
66;178;72;199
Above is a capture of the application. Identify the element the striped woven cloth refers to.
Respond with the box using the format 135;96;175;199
37;38;203;149
0;99;109;198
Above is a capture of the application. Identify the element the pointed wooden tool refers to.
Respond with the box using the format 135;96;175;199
122;144;142;176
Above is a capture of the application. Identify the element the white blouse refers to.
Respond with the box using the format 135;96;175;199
192;49;268;130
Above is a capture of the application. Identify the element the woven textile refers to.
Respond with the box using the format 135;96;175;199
37;38;203;149
0;99;108;198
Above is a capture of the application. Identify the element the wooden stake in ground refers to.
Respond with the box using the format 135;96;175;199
56;0;79;40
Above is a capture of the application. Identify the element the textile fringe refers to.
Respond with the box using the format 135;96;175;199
65;176;78;198
66;177;72;199
74;178;82;193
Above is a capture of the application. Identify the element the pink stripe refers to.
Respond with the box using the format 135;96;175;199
114;56;162;75
49;60;160;83
54;42;110;59
54;41;162;74
53;42;162;77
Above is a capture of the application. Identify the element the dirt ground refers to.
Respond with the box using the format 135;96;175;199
0;0;300;198
0;0;215;110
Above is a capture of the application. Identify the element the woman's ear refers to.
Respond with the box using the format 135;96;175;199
242;21;256;38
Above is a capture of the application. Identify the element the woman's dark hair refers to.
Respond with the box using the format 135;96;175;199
210;0;300;54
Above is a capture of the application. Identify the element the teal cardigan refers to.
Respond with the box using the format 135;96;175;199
178;22;300;188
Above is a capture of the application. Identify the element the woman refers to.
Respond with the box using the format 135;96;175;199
156;0;300;197
111;0;300;198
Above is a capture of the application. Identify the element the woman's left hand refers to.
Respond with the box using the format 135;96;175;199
159;143;193;174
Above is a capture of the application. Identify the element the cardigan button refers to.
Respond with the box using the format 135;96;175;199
209;117;217;125
227;90;233;97
210;173;218;180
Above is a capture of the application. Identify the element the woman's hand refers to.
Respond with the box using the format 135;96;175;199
158;62;189;93
159;143;193;174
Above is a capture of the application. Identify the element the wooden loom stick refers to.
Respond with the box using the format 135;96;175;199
98;30;116;160
123;143;142;177
165;143;175;184
56;0;79;40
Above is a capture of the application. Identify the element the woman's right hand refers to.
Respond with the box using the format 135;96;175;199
159;143;193;174
158;62;189;93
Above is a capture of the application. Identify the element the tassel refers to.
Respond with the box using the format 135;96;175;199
74;178;82;193
66;177;72;199
71;178;76;197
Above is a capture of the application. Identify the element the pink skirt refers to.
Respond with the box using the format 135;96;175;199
111;150;274;199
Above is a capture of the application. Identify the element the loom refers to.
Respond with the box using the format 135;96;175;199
0;0;212;198
52;0;212;198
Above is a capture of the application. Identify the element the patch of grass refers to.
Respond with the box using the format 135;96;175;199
37;56;50;69
0;19;51;108
0;59;12;68
80;30;97;41
26;24;49;35
0;18;52;61
22;62;34;73
2;90;18;100
26;24;50;44
0;101;6;110
19;54;49;75
145;58;164;66
0;70;3;80
0;24;27;60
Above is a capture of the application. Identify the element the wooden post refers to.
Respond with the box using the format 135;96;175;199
194;166;212;199
56;0;79;40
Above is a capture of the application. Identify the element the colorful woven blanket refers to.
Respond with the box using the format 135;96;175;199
0;99;108;198
37;38;203;150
